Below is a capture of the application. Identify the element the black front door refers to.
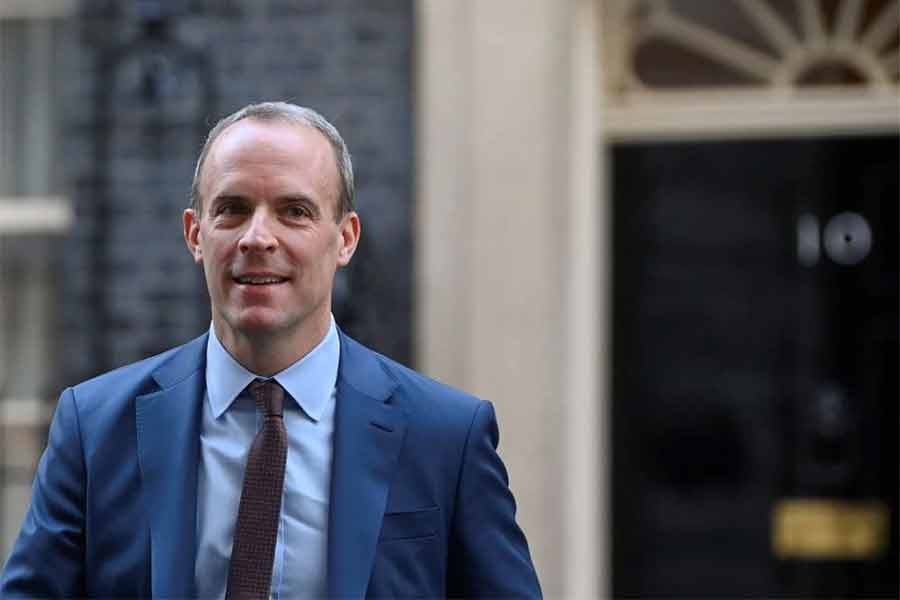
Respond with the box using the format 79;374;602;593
611;135;898;597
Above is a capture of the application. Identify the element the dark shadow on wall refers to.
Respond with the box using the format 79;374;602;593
58;0;414;386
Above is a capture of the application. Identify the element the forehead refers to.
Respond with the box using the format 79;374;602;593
201;118;340;203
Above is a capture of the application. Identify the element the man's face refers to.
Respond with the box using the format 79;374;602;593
183;119;359;347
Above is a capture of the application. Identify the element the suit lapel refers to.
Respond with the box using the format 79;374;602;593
135;335;207;599
327;332;407;598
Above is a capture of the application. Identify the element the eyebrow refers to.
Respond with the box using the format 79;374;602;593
210;193;250;206
210;193;323;219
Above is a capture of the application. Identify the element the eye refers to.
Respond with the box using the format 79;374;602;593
214;201;249;217
284;204;313;219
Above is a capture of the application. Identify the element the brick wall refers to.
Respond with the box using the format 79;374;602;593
58;0;413;384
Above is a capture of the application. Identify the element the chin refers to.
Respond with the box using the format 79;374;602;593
228;307;291;334
239;317;290;335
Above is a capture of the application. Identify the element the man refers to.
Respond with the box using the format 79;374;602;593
0;102;541;598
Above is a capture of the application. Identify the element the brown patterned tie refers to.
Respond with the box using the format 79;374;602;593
226;379;288;600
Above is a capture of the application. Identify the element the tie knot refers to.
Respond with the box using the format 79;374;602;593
248;379;284;417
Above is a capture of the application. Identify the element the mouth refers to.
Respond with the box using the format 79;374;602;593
233;274;290;286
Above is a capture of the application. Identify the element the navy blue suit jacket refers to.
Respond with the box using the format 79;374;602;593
0;331;541;598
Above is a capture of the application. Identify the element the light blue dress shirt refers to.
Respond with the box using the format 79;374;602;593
195;318;339;599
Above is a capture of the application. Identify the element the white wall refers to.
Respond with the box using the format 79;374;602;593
415;1;606;595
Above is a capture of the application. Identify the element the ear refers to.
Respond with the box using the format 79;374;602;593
336;211;360;267
183;208;203;264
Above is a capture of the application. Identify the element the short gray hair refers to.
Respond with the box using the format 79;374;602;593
190;101;355;220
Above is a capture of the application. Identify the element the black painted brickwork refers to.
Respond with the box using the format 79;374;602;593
57;0;414;385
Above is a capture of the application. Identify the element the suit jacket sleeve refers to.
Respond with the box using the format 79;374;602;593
0;387;86;597
447;400;542;598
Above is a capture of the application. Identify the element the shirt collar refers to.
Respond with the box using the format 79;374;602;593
205;316;340;422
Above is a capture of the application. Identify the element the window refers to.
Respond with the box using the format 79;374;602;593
0;6;73;561
602;0;900;139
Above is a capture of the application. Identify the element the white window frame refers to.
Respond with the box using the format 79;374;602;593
0;0;77;562
0;3;75;400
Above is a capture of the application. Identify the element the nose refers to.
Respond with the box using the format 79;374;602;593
238;210;278;254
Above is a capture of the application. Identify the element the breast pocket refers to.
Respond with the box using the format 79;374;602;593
378;506;440;541
370;507;444;597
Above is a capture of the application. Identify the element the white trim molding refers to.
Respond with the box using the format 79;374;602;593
0;397;51;428
606;88;900;141
0;0;77;19
564;2;603;597
0;197;73;234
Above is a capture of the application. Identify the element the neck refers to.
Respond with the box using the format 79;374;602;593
213;315;331;376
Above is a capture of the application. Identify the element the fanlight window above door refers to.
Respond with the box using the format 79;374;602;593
602;0;900;140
